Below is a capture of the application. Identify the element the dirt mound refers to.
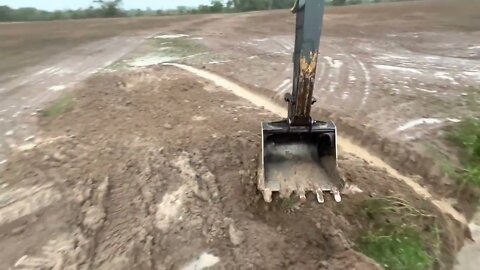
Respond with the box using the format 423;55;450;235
0;67;465;269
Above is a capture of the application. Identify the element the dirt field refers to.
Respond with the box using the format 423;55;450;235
0;0;479;269
0;67;465;269
0;14;225;76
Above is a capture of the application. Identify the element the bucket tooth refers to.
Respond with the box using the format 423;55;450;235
298;189;307;202
332;188;341;202
316;189;325;204
263;188;273;203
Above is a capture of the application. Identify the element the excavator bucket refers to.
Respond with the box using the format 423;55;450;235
259;120;344;203
257;0;344;203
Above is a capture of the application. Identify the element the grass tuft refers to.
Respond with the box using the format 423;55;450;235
358;227;433;270
461;86;480;111
280;197;297;209
44;94;74;117
446;117;480;189
362;196;435;221
152;37;206;57
357;196;437;270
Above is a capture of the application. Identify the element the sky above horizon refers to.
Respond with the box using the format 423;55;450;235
1;0;213;10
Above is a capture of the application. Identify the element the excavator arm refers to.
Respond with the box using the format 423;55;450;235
258;0;344;203
287;0;324;126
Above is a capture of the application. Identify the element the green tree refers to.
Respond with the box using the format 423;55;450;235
51;10;64;20
15;8;35;21
0;5;13;21
233;0;270;11
197;5;210;13
85;6;101;18
272;0;295;9
94;0;123;17
332;0;347;6
348;0;362;5
177;6;188;14
210;0;224;13
71;9;84;19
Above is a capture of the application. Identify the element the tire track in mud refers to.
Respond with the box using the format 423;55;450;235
266;37;372;116
239;35;473;143
4;174;110;270
0;183;62;226
169;63;467;225
92;173;149;269
344;54;367;114
6;146;167;270
314;59;332;102
316;41;373;115
351;55;372;115
269;37;293;99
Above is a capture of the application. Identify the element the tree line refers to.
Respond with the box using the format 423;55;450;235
0;0;403;22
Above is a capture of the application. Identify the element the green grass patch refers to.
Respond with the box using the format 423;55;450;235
152;37;206;57
358;227;433;270
461;86;480;111
362;196;435;222
357;196;439;270
105;36;209;71
448;117;480;163
44;94;74;117
446;117;480;189
280;197;297;209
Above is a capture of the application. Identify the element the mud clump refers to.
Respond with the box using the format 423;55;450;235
228;221;246;246
82;206;106;231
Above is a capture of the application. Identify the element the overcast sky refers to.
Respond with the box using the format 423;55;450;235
1;0;213;10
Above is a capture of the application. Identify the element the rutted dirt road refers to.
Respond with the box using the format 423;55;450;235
0;1;479;269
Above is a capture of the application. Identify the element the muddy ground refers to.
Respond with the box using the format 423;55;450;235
0;67;465;269
0;0;479;269
0;14;225;167
174;0;480;215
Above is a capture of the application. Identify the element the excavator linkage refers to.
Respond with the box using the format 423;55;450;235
258;0;345;203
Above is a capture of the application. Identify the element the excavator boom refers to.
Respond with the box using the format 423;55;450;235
289;0;323;126
258;0;344;203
